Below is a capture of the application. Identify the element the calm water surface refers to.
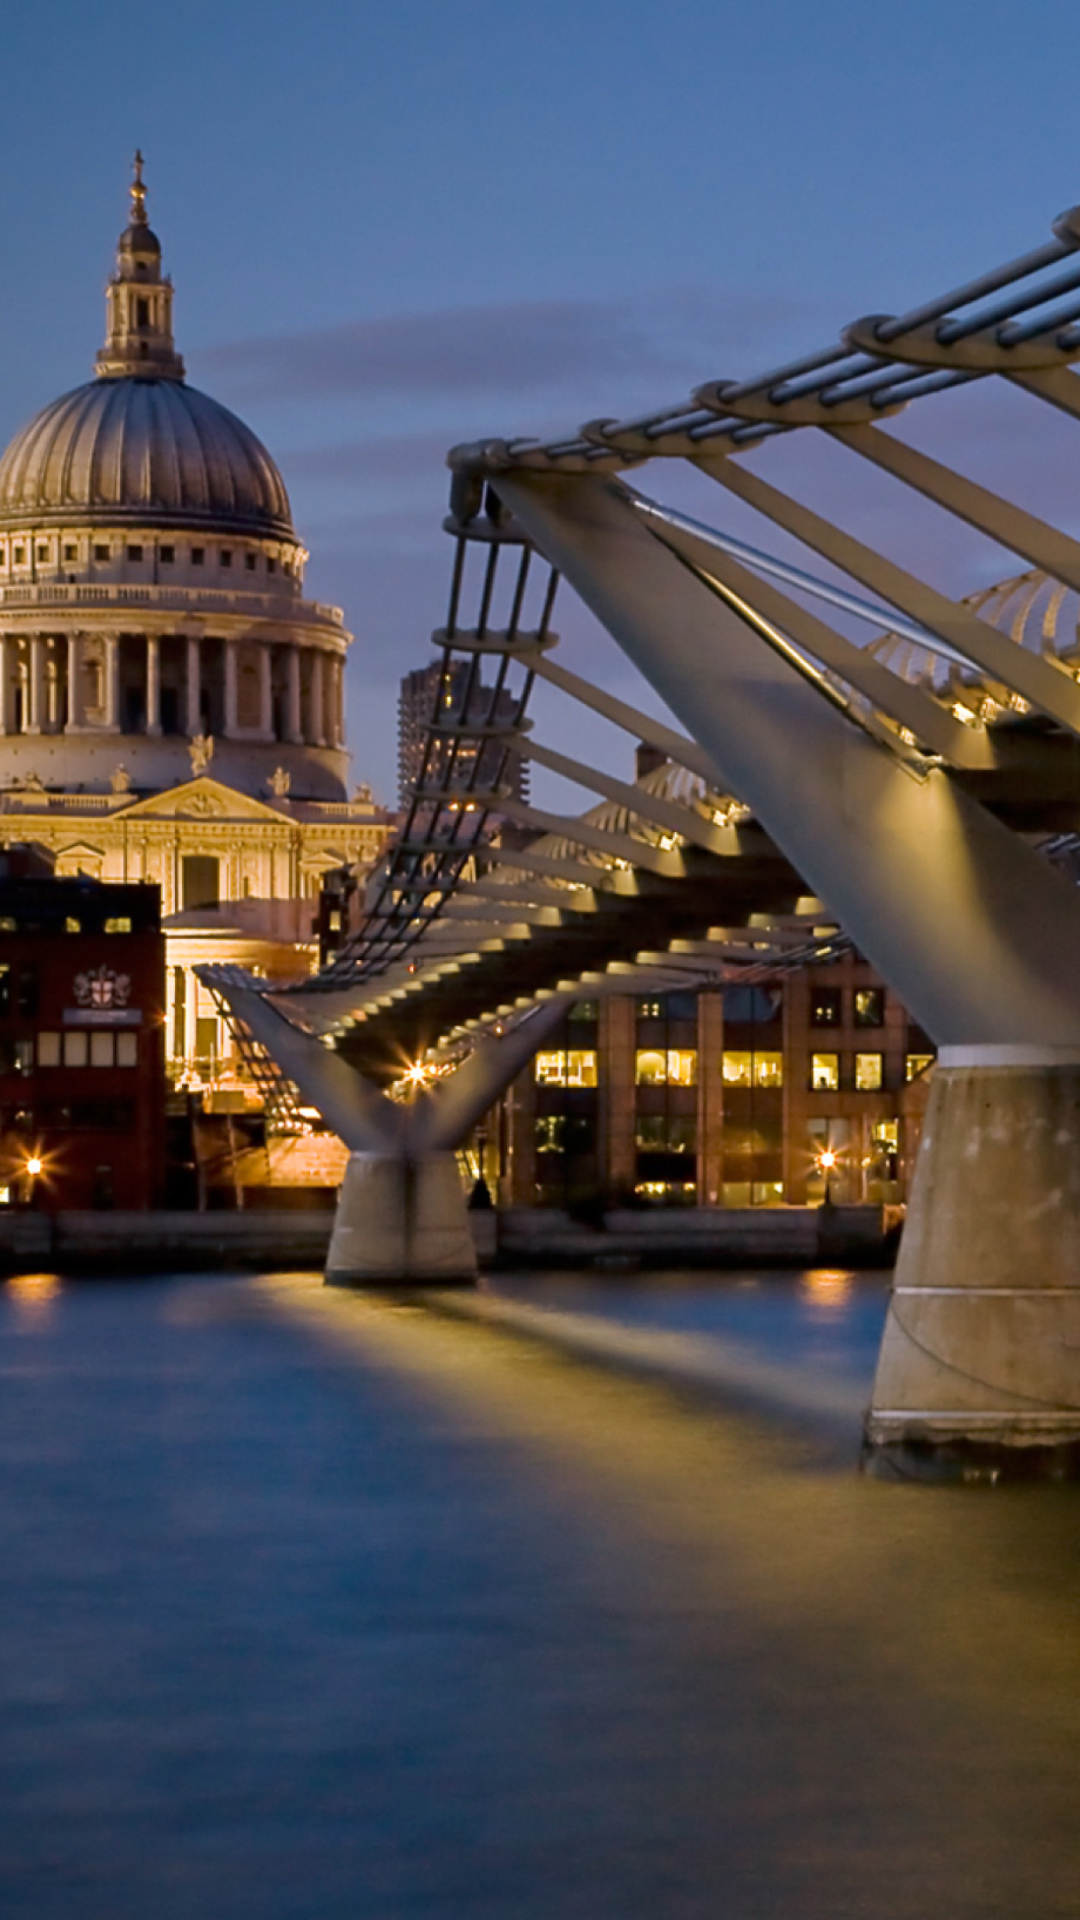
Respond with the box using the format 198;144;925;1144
0;1267;1077;1919
486;1267;890;1385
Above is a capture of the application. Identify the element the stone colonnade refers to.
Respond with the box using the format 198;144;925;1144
0;631;346;747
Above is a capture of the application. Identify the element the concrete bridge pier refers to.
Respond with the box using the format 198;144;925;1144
864;1054;1080;1480
326;1151;478;1286
221;983;575;1287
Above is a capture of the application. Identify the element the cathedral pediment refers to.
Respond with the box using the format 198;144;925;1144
117;777;290;824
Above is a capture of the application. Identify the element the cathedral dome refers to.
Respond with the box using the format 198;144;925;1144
0;147;294;540
0;376;295;538
0;156;352;809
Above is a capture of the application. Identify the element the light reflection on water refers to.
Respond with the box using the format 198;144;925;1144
483;1267;889;1392
800;1267;854;1309
1;1271;1079;1916
3;1271;61;1322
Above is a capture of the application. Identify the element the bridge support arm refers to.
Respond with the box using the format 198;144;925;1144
414;996;576;1151
494;470;1080;1050
494;467;1080;1478
223;984;403;1155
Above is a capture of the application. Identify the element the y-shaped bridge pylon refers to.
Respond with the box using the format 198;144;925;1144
444;200;1080;1476
222;978;574;1283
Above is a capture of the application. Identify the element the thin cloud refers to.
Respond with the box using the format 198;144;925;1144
197;287;817;406
281;430;455;486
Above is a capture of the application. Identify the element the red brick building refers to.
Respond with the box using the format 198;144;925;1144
0;853;165;1209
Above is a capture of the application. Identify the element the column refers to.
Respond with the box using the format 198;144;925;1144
286;644;302;743
26;634;45;733
310;649;325;746
103;633;120;731
145;635;161;735
258;644;273;740
599;995;636;1199
185;635;201;735
45;646;60;730
331;656;345;747
0;636;9;736
64;633;81;731
223;637;238;738
698;991;724;1206
16;645;28;734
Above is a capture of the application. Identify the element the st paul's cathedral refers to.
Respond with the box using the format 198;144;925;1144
0;158;391;1090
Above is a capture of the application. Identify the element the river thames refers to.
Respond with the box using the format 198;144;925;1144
1;1268;1077;1917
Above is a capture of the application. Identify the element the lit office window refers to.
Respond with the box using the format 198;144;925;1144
535;1115;565;1153
854;988;885;1027
635;1048;697;1086
37;1032;61;1068
534;1050;598;1088
723;1051;783;1087
810;988;842;1027
635;1049;666;1084
905;1052;934;1082
855;1052;884;1091
634;1180;696;1203
635;1114;696;1151
811;1052;840;1091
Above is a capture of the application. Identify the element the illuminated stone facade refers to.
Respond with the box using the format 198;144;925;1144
0;160;392;1090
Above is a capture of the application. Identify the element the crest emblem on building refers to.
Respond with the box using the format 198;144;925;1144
73;965;131;1009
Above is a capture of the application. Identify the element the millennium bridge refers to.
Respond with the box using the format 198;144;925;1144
204;202;1080;1476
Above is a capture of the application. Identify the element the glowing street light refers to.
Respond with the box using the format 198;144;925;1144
25;1157;42;1178
816;1144;839;1206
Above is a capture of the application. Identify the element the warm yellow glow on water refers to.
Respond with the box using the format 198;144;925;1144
801;1269;853;1310
6;1271;60;1315
219;1269;1080;1909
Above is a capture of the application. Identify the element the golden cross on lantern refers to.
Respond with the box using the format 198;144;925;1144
130;149;147;225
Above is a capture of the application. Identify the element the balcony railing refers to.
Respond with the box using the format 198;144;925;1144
0;582;345;626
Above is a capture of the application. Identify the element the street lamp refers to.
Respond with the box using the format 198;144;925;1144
22;1153;44;1209
817;1145;838;1206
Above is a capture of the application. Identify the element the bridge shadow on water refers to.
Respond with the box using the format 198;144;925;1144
0;1266;1077;1918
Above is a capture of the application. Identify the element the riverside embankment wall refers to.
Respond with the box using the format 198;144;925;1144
0;1204;895;1274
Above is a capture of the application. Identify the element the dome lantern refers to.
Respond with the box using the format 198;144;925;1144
95;152;185;383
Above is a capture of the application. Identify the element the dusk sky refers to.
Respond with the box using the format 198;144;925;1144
3;0;1080;802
